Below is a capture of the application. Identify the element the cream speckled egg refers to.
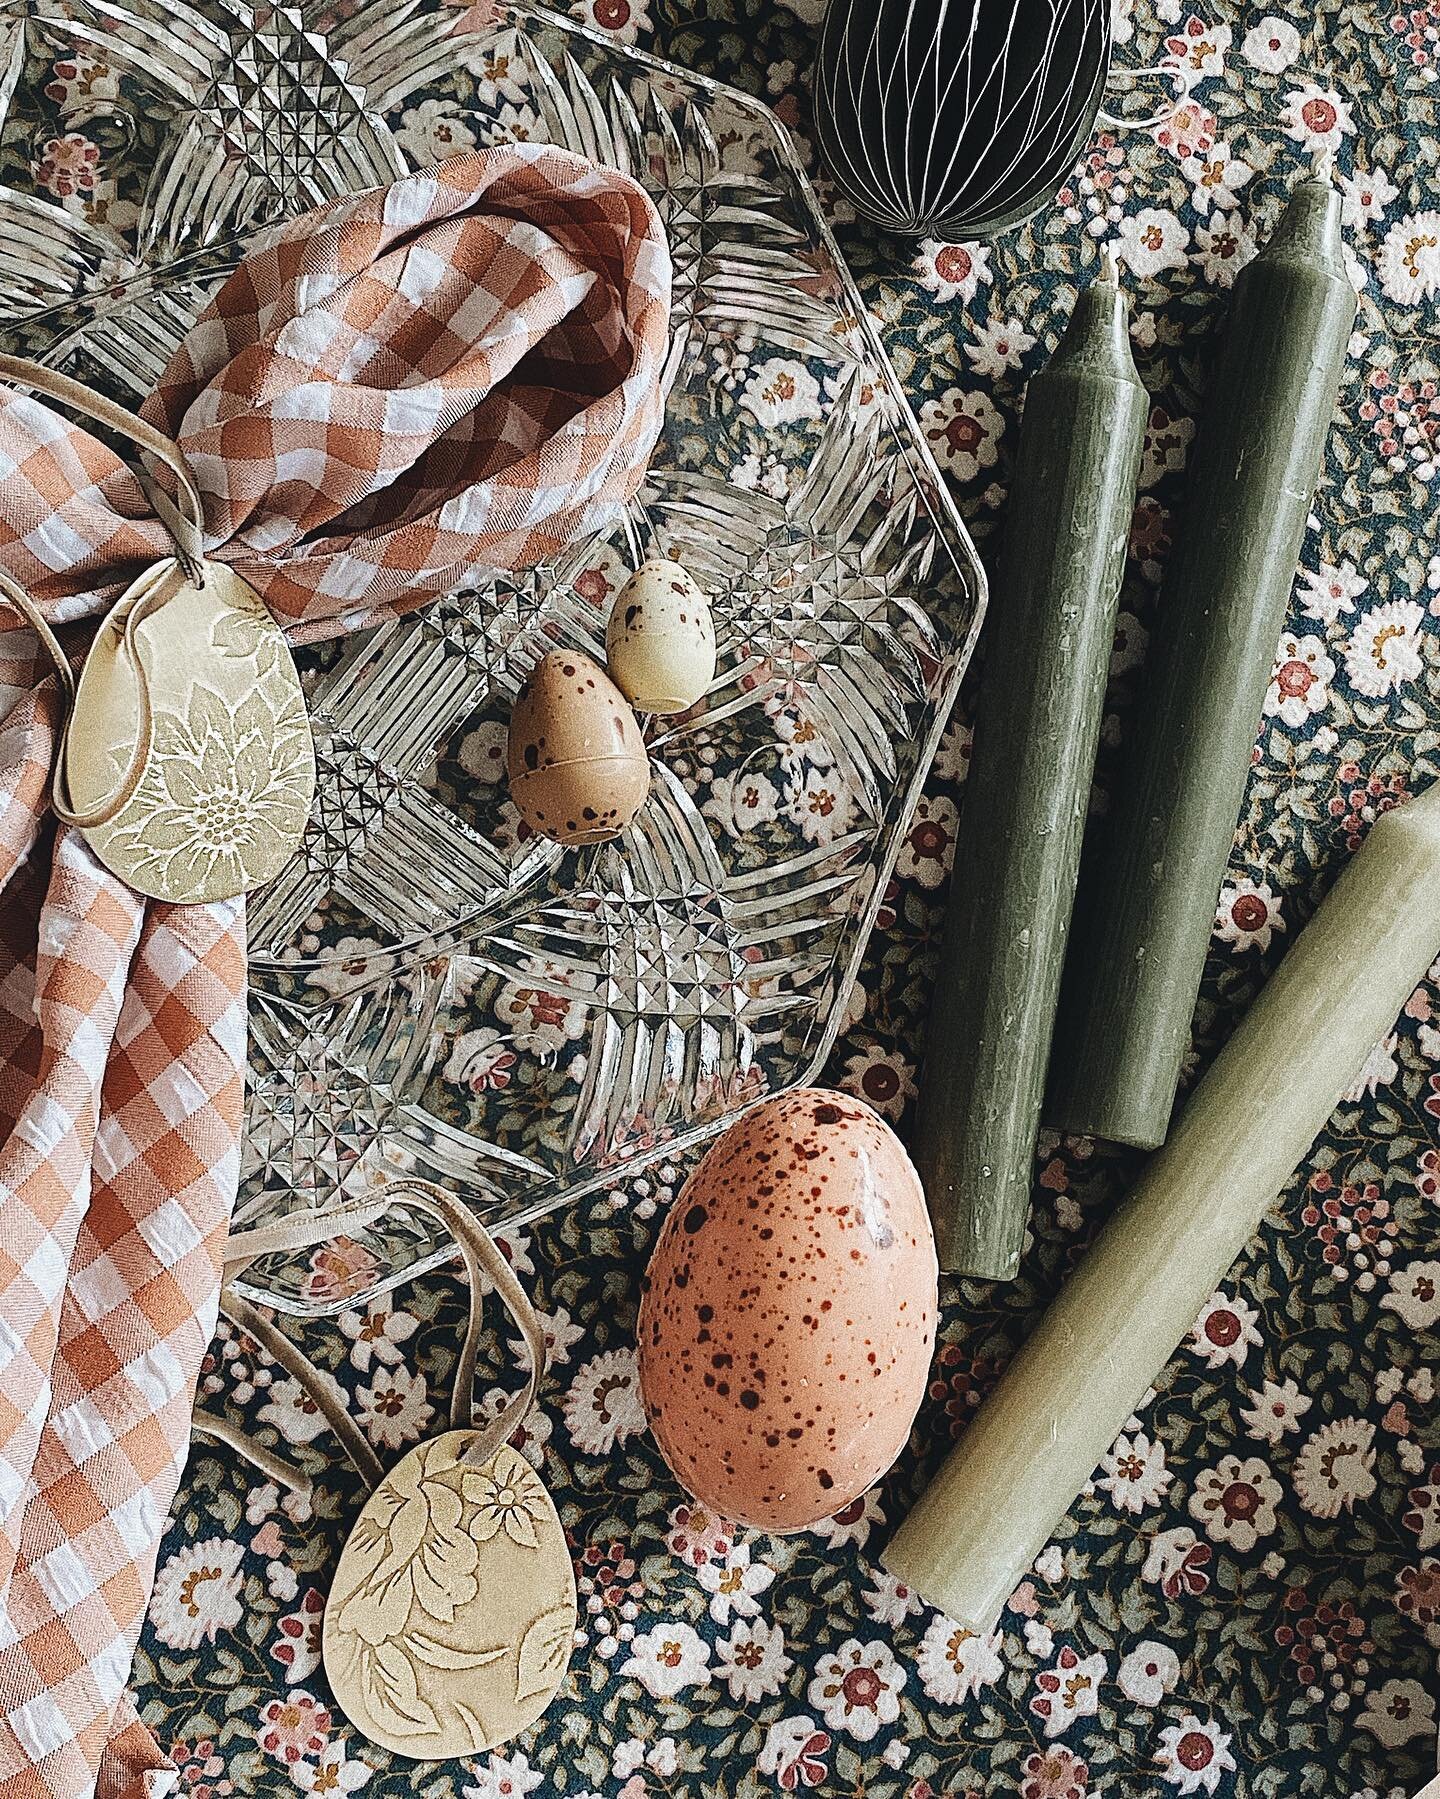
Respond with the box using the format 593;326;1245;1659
507;650;649;846
637;1088;938;1532
605;558;716;715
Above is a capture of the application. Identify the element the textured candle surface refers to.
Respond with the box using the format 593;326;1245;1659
884;781;1440;1633
1046;179;1358;1149
914;264;1147;1279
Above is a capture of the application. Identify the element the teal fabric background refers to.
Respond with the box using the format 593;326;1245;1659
26;0;1436;1793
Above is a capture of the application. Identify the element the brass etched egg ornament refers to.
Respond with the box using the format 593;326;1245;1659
813;0;1113;240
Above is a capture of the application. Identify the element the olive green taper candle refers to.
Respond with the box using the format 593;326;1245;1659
1046;172;1357;1149
915;252;1147;1279
884;779;1440;1633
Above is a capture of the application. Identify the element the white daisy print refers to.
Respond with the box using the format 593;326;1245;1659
1139;404;1196;488
1345;600;1425;698
704;768;780;837
912;238;992;305
338;1296;417;1374
1188;1453;1282;1551
1096;1431;1173;1513
1181;141;1253;214
861;1570;923;1627
1152;97;1216;161
757;1717;831;1790
476;1386;553;1468
1297;558;1368;624
1340;164;1400;229
1213;876;1284;952
1378;211;1440;305
1163;16;1230;77
1118;1639;1180;1706
257;1372;346;1447
496;962;589;1055
696;1542;774;1625
1156;1715;1237;1793
1030;1645;1106;1738
741;356;823;427
965;315;1035;378
463;1751;543;1799
457;717;508;783
620;1620;711;1698
1241;15;1300;70
1381;1258;1440;1328
1293;1416;1378;1519
456;33;532;102
840;1042;916;1122
806;1638;905;1742
1188;1289;1263;1369
1142;1526;1211;1596
1239;1376;1313;1445
271;1585;324;1685
394;98;477;165
896;793;958;889
296;1741;372;1795
563;1347;647;1454
916;1615;1004;1704
355;1363;433;1450
1117;207;1191;278
1264;632;1335;726
1356;1677;1436;1746
715;1617;792;1703
150;1538;245;1651
568;0;653;45
814;1489;884;1549
919;387;1004;483
1192;211;1257;286
786;765;856;847
1342;1031;1399;1100
1281;83;1355;154
508;1305;584;1371
443;1025;518;1094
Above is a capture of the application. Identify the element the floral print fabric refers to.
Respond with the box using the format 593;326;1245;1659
84;0;1440;1793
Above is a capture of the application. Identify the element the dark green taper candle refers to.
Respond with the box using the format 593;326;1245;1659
1046;172;1356;1150
915;251;1147;1278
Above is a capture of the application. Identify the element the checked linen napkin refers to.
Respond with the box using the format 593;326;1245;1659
0;142;671;1799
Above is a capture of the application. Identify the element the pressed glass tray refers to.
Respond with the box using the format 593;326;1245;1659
0;0;986;1314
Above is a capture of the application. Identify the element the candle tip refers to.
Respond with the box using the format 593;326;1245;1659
1099;243;1121;284
1312;146;1336;184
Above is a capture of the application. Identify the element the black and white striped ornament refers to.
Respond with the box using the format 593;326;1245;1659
813;0;1113;241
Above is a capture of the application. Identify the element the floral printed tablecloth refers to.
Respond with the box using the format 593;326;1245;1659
54;0;1437;1793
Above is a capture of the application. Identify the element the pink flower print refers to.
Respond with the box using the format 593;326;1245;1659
34;132;100;199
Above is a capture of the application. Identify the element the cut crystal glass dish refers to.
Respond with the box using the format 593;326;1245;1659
0;0;986;1313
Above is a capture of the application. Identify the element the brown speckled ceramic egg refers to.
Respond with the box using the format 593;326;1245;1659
507;650;649;845
637;1087;938;1532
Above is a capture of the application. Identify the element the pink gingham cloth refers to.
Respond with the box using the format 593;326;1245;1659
0;143;670;1799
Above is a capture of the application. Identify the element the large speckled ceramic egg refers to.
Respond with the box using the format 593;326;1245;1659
605;558;715;715
637;1088;938;1532
507;650;649;845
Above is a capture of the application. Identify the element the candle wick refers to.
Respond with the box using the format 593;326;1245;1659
1312;146;1336;184
1100;243;1122;284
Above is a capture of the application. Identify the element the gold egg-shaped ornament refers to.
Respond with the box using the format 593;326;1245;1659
323;1433;577;1760
605;558;716;715
506;649;649;845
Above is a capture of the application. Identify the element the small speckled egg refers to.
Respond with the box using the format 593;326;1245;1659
637;1087;938;1532
507;650;649;845
605;558;716;715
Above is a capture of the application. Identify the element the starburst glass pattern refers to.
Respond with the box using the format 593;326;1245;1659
0;0;985;1312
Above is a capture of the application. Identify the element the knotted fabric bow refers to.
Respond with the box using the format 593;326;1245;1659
0;143;670;1799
